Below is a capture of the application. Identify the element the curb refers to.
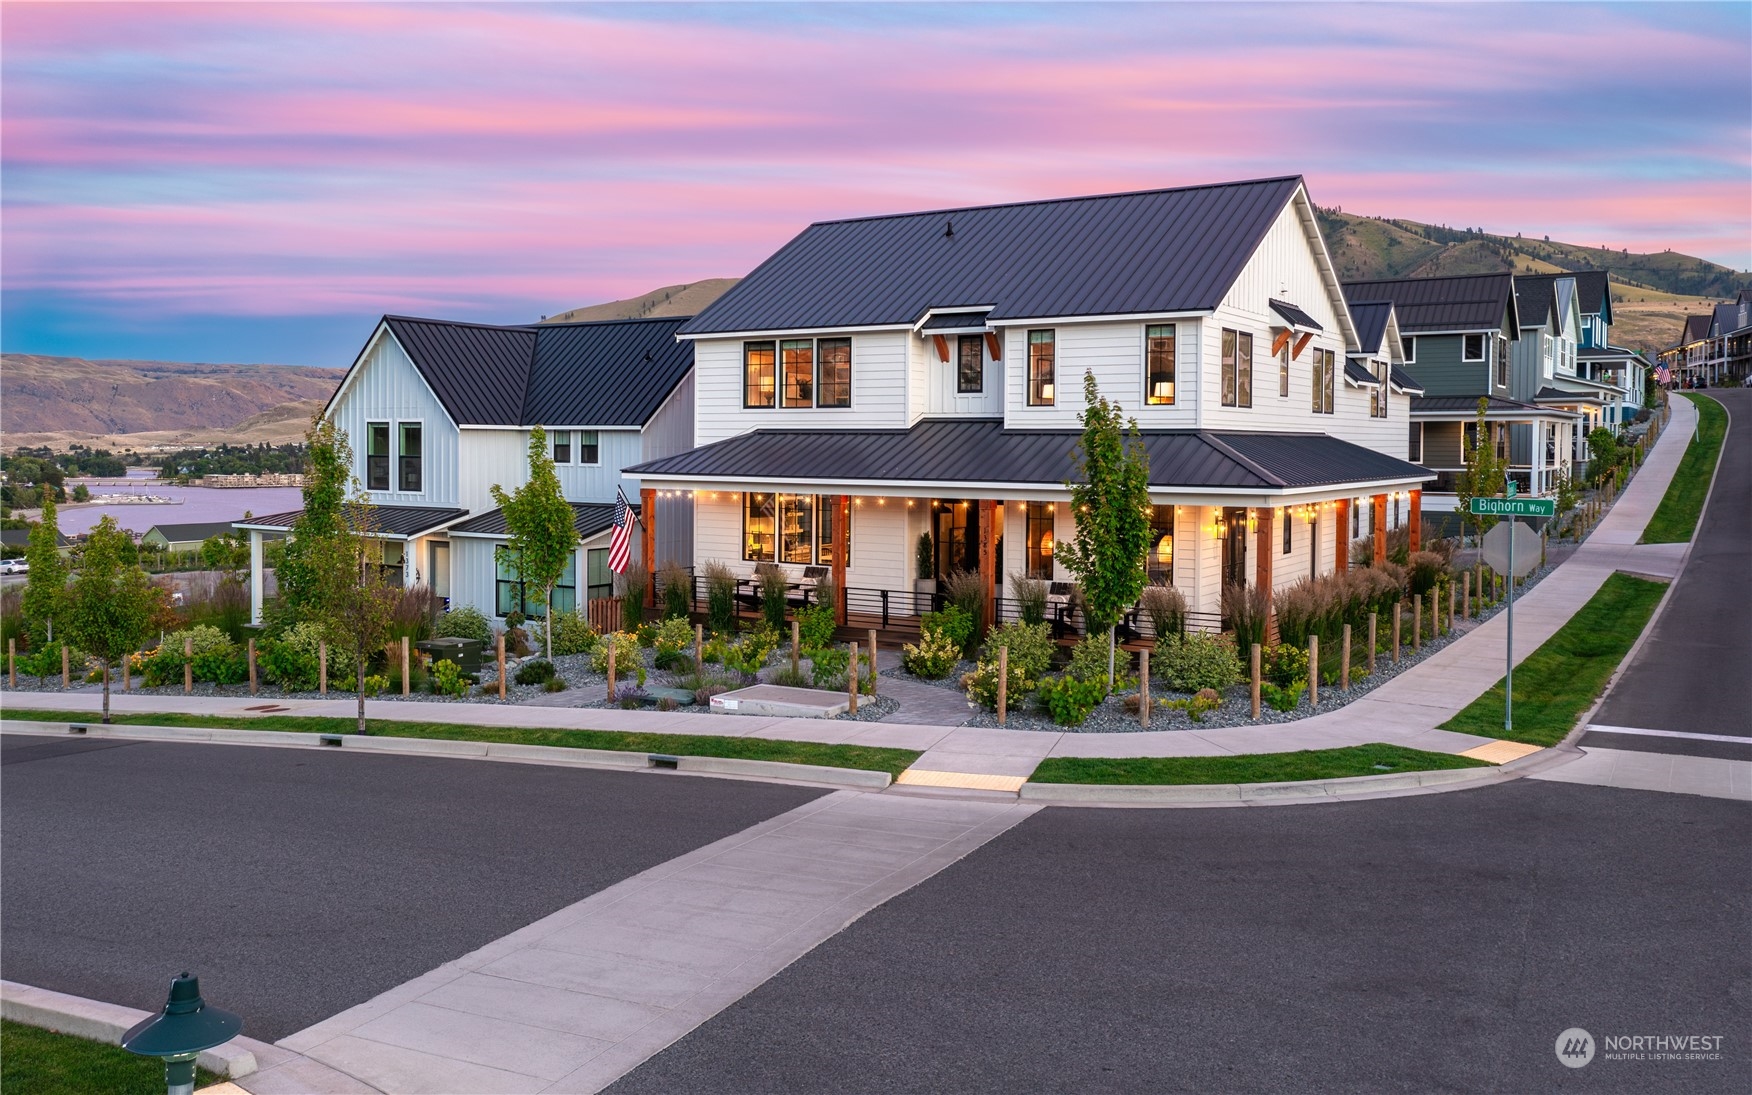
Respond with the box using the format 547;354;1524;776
1;980;261;1078
0;719;892;790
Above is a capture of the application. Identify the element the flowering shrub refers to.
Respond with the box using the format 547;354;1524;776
590;630;644;679
902;626;961;679
962;657;1037;711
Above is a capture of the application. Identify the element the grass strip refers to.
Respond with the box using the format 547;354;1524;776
1;1020;223;1095
0;709;921;777
1439;572;1667;746
1029;743;1489;786
1642;393;1727;543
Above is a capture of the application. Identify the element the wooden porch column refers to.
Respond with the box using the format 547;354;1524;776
640;487;657;607
978;499;996;629
1334;499;1350;571
1372;494;1388;566
831;494;849;625
1408;489;1423;552
1254;507;1274;618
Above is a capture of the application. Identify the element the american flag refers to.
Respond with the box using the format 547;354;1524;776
608;488;635;574
1655;363;1670;386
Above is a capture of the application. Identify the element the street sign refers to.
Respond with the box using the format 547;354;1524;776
1481;520;1541;578
1469;495;1555;518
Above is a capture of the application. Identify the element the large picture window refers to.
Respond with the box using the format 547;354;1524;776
398;423;422;492
957;335;984;394
818;338;851;407
366;422;389;491
1222;329;1253;408
744;341;776;407
495;547;576;618
1312;348;1335;414
781;339;814;407
1028;330;1056;406
1145;324;1176;405
743;493;849;565
1025;502;1054;579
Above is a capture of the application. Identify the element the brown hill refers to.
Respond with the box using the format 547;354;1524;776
1;355;341;444
541;278;740;324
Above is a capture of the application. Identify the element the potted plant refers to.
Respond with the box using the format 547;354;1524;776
913;530;936;611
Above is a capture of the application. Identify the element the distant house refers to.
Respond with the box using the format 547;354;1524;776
1660;289;1752;388
235;315;696;624
1567;270;1649;420
1;528;72;556
141;520;246;554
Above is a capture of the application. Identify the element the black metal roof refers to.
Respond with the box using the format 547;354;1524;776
0;529;70;547
1389;364;1426;394
1268;298;1323;331
1411;395;1574;419
1533;386;1602;403
233;505;469;538
374;315;693;428
449;501;632;539
919;310;993;331
1513;274;1560;329
1571;270;1612;323
1341;273;1519;337
1347;301;1394;355
1343;359;1380;386
144;521;244;543
678;176;1305;335
628;418;1428;492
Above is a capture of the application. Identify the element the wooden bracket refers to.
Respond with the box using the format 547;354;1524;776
1292;332;1314;358
1271;329;1294;356
932;335;950;362
984;332;1002;361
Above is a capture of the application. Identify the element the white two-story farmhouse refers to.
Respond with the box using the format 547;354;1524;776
628;176;1434;635
237;315;695;623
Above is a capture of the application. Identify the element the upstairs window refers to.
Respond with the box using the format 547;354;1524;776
1373;361;1389;418
398;423;422;492
1495;335;1509;388
578;430;599;465
1463;333;1486;362
551;429;571;464
1221;329;1253;408
1025;501;1054;579
1279;340;1290;398
1311;348;1335;414
1145;324;1176;405
1409;422;1424;462
818;338;852;407
781;339;814;407
744;341;776;407
1028;330;1056;406
957;335;984;394
1401;336;1417;362
366;422;390;491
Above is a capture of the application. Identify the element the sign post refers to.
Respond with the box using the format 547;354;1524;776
1472;491;1550;733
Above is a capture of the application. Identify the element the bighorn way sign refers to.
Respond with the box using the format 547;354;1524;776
1469;496;1556;518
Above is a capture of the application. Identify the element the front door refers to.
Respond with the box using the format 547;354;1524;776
933;499;978;579
1221;507;1248;590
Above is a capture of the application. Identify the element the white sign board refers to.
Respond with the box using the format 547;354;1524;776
1481;520;1541;578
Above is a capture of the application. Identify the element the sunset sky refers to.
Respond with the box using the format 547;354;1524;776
3;1;1748;367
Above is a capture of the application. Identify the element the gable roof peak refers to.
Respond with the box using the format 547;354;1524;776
809;174;1306;228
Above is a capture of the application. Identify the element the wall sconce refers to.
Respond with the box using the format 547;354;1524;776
1246;508;1258;533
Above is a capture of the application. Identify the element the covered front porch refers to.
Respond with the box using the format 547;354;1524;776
1410;396;1580;508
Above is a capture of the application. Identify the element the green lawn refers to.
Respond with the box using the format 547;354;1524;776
0;709;921;777
1029;743;1489;786
0;1020;222;1095
1642;393;1727;543
1439;572;1667;746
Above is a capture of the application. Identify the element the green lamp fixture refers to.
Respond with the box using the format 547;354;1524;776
121;972;242;1095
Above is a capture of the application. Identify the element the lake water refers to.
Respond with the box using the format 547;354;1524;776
57;468;302;537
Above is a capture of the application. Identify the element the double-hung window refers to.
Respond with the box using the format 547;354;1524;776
1221;329;1253;408
1372;361;1389;417
552;430;572;464
744;341;776;407
1311;348;1335;414
366;422;390;491
743;493;850;565
1279;340;1291;398
781;339;814;407
957;335;984;394
818;338;852;407
1025;502;1054;579
1494;336;1509;388
576;431;599;464
398;424;422;492
1027;330;1056;406
586;549;613;602
1145;324;1176;405
1409;421;1424;462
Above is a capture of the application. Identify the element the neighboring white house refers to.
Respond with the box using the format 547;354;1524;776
628;175;1434;636
236;315;695;624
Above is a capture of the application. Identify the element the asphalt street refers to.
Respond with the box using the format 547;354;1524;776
1590;390;1751;749
0;734;822;1040
610;781;1750;1094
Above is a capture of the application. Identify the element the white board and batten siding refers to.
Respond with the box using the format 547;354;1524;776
690;332;909;447
457;429;527;515
912;333;1004;418
332;330;460;507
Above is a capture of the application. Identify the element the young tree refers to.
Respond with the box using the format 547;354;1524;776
1453;398;1503;547
21;496;68;646
62;517;159;723
1055;371;1153;687
277;415;351;622
491;427;578;660
312;494;400;735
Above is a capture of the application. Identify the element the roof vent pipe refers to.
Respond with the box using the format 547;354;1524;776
944;219;954;239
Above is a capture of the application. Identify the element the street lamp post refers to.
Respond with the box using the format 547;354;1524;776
121;972;242;1095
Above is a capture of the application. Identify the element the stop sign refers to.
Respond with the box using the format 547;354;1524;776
1481;520;1541;578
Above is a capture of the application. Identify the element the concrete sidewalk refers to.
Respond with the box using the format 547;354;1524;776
4;397;1695;781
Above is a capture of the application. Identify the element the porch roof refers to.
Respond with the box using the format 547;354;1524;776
627;417;1431;493
1533;386;1605;405
232;505;469;540
447;501;633;540
1410;395;1580;422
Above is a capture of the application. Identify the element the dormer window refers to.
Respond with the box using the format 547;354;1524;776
1145;324;1176;405
957;335;984;394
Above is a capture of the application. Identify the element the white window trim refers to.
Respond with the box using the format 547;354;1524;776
395;418;425;496
1141;322;1177;407
1402;336;1417;363
1462;333;1487;362
364;419;391;492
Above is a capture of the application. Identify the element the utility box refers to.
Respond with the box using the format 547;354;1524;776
417;637;483;676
